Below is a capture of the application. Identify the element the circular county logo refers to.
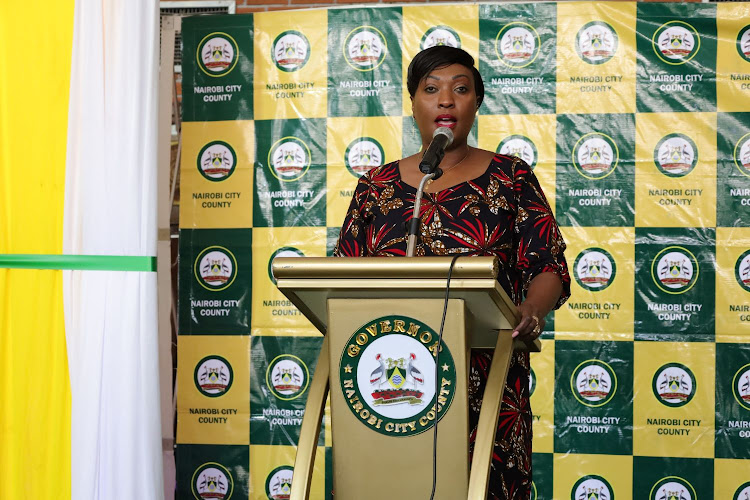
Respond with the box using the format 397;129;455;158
651;246;699;294
194;246;237;292
191;462;234;500
197;32;238;77
649;476;696;500
272;30;310;72
194;355;233;397
652;363;696;408
734;481;750;500
268;136;311;182
574;248;616;292
497;135;538;170
734;132;750;178
268;247;305;285
340;315;457;437
529;366;537;397
197;141;237;181
344;26;387;71
653;21;701;65
572;475;615;500
265;465;294;500
345;137;384;178
733;363;750;411
420;25;461;50
495;22;540;68
654;133;698;177
572;132;619;180
576;21;619;65
571;359;617;407
736;249;750;292
738;25;750;63
266;354;310;401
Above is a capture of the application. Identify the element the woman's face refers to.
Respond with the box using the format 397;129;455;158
411;63;478;149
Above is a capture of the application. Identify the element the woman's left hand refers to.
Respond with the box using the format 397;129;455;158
512;302;545;341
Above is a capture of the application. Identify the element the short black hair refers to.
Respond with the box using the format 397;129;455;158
406;46;484;109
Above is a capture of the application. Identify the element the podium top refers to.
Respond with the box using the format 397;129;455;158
273;256;499;280
273;256;538;350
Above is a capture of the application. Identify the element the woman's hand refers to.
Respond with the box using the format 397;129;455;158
512;302;545;341
511;272;563;341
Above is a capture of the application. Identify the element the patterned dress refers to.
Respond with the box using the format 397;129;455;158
333;153;571;499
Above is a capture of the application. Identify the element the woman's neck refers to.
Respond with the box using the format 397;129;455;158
421;142;471;168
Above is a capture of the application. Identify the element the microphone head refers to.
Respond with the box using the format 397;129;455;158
433;127;454;147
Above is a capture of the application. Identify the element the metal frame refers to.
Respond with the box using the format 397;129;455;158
157;15;180;500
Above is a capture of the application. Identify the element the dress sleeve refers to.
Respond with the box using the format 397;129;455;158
333;173;373;257
511;158;571;309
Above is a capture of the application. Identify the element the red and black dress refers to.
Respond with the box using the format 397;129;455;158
333;153;571;499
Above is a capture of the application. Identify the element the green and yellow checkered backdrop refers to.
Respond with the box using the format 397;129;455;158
176;2;750;498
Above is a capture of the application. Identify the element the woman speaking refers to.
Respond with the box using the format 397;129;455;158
334;46;571;499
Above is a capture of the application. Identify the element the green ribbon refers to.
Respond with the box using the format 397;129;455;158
0;254;157;272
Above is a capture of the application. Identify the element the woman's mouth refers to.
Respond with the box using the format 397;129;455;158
435;115;457;128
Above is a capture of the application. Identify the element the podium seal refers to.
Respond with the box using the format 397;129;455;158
339;315;456;437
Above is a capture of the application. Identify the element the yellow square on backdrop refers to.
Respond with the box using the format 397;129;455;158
633;341;715;458
249;445;326;500
716;227;750;342
477;114;557;212
254;10;328;120
530;339;555;454
716;3;750;112
556;2;637;114
180;121;254;229
251;226;327;330
176;335;250;445
634;112;717;228
326;116;403;229
553;453;633;500
401;5;480;116
714;458;750;499
555;227;635;341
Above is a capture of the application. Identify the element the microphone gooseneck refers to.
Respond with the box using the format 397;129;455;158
406;171;437;257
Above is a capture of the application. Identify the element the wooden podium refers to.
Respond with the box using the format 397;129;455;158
272;256;539;500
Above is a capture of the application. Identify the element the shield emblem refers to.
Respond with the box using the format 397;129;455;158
588;376;599;390
670;263;681;277
387;367;405;389
589;262;600;276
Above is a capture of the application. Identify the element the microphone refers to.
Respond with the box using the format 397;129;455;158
407;127;454;256
419;127;454;174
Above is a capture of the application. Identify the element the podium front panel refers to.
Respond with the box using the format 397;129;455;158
327;298;470;500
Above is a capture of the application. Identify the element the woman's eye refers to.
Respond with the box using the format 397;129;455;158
424;86;437;93
455;86;468;93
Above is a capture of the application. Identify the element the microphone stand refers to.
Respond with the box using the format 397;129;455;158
406;168;442;257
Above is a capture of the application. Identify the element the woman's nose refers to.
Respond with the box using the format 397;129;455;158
438;88;454;108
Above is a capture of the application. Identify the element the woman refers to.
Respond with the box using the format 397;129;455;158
334;46;570;499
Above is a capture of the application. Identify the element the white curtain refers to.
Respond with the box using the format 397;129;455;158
63;1;163;498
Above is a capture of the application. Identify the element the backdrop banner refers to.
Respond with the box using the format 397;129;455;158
176;3;750;499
